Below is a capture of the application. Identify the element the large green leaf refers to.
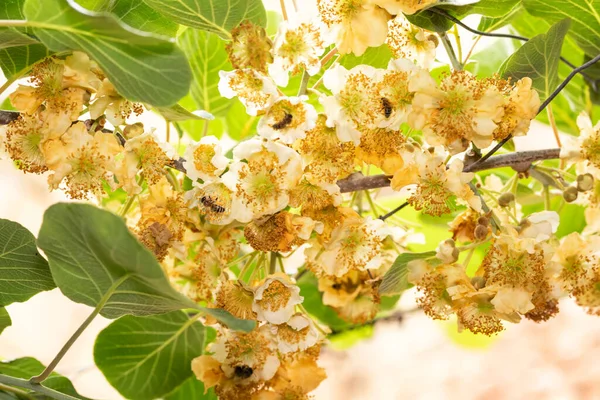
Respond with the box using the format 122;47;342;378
379;252;437;296
73;0;179;37
0;357;84;398
142;0;267;39
499;19;571;100
511;12;588;133
153;104;213;122
94;311;207;400
523;0;600;58
23;0;192;107
0;219;55;306
0;30;38;50
178;28;232;117
37;203;255;332
165;377;217;400
478;3;523;32
0;44;50;78
0;307;10;335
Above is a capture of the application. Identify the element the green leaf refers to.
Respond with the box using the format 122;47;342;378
478;3;522;32
37;203;198;318
379;251;437;296
73;0;179;37
226;98;258;141
464;0;520;18
142;0;267;39
340;44;393;69
0;357;84;398
178;28;232;117
36;203;255;332
165;377;217;400
523;0;600;58
297;272;353;331
0;30;38;50
0;219;55;306
94;311;207;400
0;307;11;335
23;0;192;106
499;19;571;100
153;104;214;122
0;44;51;79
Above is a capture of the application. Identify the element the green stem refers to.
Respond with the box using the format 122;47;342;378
439;32;462;71
30;274;130;384
0;382;34;399
297;70;310;96
269;252;277;275
0;375;78;400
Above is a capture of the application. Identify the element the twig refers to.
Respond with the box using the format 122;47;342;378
439;31;462;71
0;375;79;400
379;202;409;221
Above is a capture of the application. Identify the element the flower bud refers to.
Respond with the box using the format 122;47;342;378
426;34;439;47
474;224;489;241
563;186;578;203
471;276;486;290
577;173;594;192
436;239;459;264
498;192;515;207
477;216;489;226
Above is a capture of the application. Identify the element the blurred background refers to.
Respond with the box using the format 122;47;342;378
2;0;599;399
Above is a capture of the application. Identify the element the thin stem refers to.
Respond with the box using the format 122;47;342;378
269;252;277;275
0;20;28;27
453;25;463;62
546;104;562;147
0;375;78;400
439;32;462;71
297;69;310;96
119;193;137;217
544;185;551;210
30;274;130;384
279;0;288;20
0;382;34;399
538;53;600;114
166;119;171;142
379;202;409;221
320;47;338;66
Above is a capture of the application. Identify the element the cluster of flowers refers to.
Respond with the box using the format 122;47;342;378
2;0;600;396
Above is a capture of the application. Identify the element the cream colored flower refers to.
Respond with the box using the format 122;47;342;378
321;64;379;144
269;17;326;87
306;214;392;277
409;70;504;152
252;273;303;324
61;51;102;92
271;313;320;353
90;79;140;126
182;135;229;182
218;69;279;116
210;327;281;384
191;355;225;392
9;85;44;115
386;15;436;67
257;96;318;144
317;0;391;56
222;139;302;220
490;286;535;315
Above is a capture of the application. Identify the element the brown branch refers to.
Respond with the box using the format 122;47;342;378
337;148;561;192
0;110;561;192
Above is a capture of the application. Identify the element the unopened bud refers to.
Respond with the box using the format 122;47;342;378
474;224;489;241
426;34;439;47
123;122;145;138
563;186;578;203
498;192;515;207
471;276;486;290
577;173;594;192
477;216;489;226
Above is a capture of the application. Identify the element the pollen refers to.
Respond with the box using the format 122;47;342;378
226;21;273;73
64;143;108;199
195;182;233;224
318;0;366;27
216;281;257;321
244;212;297;252
132;137;170;185
4;116;48;174
289;178;336;211
193;144;218;176
255;279;293;312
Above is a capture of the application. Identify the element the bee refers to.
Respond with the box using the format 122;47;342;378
381;97;393;118
271;112;293;130
200;195;226;213
234;365;254;379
